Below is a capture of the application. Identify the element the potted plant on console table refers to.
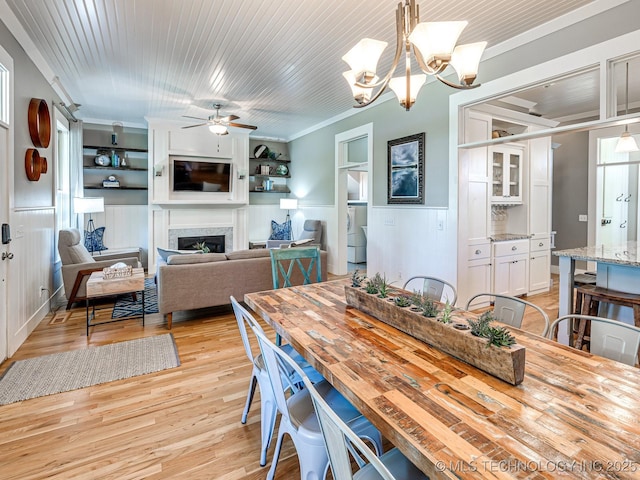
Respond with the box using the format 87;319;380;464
344;273;525;385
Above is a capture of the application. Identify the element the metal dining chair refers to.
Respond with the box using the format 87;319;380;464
249;317;383;480
270;246;322;289
301;374;428;480
270;246;322;345
465;293;550;337
549;314;640;366
402;275;458;305
230;296;323;466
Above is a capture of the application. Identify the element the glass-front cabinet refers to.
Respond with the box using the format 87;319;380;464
491;144;523;204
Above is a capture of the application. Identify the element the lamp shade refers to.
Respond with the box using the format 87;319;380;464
280;198;298;210
409;21;467;65
343;71;378;104
342;38;388;79
73;196;104;214
209;124;228;135
615;130;639;153
388;74;426;109
450;41;487;84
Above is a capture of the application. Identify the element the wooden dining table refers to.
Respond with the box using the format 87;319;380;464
245;279;640;479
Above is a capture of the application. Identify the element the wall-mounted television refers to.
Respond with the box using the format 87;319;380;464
172;159;231;192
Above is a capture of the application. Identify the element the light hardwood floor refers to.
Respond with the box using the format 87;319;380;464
0;278;560;480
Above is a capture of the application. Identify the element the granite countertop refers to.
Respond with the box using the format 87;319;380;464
553;241;640;267
490;233;532;242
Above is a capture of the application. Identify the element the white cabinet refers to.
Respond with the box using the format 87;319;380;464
491;145;523;204
529;238;551;294
466;242;492;309
492;240;529;297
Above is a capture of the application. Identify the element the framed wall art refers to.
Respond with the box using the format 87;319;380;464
387;132;424;204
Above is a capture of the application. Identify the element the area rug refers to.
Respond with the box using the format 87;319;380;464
0;334;180;405
112;278;159;318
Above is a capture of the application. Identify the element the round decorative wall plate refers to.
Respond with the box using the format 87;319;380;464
95;154;111;166
28;98;51;148
275;164;288;176
25;148;42;181
253;144;269;158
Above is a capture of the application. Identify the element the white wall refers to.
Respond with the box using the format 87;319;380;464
8;208;57;356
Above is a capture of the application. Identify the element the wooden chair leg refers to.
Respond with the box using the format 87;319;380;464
575;294;593;350
167;312;172;330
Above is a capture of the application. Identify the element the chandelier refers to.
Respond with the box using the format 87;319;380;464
342;0;487;110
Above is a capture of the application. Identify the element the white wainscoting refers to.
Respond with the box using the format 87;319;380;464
86;205;148;266
9;208;56;356
367;207;456;292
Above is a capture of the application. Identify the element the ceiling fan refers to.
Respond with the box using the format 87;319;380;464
182;103;257;135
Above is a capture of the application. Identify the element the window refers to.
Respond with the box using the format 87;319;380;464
0;62;8;126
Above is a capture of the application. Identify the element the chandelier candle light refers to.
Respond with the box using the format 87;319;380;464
342;0;487;110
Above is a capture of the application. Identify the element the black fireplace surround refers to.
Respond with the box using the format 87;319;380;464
177;235;225;253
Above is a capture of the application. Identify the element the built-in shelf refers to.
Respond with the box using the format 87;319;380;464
85;186;148;190
251;174;291;179
85;145;148;153
249;158;291;163
250;187;290;193
84;166;148;172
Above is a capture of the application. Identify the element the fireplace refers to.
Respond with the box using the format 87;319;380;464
169;226;233;253
178;235;225;253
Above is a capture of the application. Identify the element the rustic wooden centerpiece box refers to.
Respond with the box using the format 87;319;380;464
344;286;526;385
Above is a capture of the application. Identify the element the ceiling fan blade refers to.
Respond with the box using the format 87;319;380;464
221;114;240;122
182;115;208;121
181;123;208;129
228;122;257;130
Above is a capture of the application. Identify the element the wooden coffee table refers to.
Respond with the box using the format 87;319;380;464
86;267;145;335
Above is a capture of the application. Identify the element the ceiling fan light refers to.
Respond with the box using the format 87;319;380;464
342;38;388;82
409;21;467;67
343;71;377;104
208;124;228;135
388;74;426;109
615;130;639;153
450;41;487;85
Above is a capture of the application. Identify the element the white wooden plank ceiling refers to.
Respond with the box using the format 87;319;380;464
5;0;595;138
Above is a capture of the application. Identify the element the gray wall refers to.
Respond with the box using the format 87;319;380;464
551;131;589;266
289;1;640;209
289;83;451;207
0;19;61;208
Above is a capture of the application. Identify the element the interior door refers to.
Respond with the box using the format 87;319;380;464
0;123;8;362
0;49;11;363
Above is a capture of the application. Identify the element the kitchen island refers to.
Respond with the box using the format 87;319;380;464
553;241;640;343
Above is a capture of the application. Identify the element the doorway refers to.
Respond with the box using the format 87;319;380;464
334;124;372;276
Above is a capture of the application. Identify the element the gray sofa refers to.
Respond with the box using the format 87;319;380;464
156;247;327;328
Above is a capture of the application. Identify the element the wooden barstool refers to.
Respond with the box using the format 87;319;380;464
574;284;640;351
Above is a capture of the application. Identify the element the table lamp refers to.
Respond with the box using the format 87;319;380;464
73;197;104;251
279;198;298;240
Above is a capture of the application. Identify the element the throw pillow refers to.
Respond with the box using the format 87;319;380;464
269;219;291;241
84;227;108;253
167;253;227;265
157;247;203;261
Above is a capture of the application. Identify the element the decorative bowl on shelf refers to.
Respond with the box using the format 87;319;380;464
275;164;288;176
95;154;111;166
